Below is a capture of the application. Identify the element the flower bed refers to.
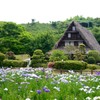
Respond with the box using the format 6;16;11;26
0;67;100;100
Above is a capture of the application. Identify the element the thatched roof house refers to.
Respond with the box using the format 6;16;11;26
54;21;100;53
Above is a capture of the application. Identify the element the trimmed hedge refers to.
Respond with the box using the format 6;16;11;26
54;60;87;70
0;52;5;61
0;52;5;67
3;59;27;68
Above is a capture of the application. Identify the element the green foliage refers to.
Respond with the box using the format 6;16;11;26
87;64;97;70
3;59;27;68
0;52;5;61
91;27;100;43
87;56;96;64
30;49;46;67
73;44;86;61
34;32;55;53
78;44;86;54
65;45;78;59
51;21;66;33
18;31;34;55
0;22;34;54
49;50;68;61
6;51;16;60
65;45;77;53
54;60;87;70
22;22;58;35
0;22;24;38
74;49;85;61
0;52;5;66
87;50;100;63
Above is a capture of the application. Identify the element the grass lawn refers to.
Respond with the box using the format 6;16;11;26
15;54;30;60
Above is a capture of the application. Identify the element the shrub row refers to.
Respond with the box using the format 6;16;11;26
53;60;87;70
2;59;27;68
0;52;5;66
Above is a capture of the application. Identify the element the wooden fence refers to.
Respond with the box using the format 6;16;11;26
56;69;100;75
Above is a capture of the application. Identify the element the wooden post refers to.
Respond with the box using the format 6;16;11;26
60;69;62;74
91;70;93;74
80;69;82;74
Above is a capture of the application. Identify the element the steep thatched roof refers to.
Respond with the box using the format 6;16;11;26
55;21;100;52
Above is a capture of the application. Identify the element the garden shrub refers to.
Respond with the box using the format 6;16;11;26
87;64;97;70
74;49;85;61
87;50;100;63
6;51;16;60
78;43;86;54
3;59;27;68
54;60;87;70
0;52;5;67
30;49;46;67
87;56;96;64
49;50;68;61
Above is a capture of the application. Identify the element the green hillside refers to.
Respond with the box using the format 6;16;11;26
0;16;100;55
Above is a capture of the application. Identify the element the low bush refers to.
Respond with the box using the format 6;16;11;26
3;59;27;68
87;64;97;70
87;56;96;64
54;60;87;70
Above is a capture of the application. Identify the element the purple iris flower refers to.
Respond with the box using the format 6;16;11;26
95;71;100;76
43;87;46;91
43;87;50;92
44;89;50;92
37;90;41;94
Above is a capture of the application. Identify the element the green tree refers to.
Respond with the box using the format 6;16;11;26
34;32;55;53
91;27;100;43
0;22;24;38
0;22;34;54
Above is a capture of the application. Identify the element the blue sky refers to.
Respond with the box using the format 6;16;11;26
0;0;100;24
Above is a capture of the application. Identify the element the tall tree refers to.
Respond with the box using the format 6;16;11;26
34;32;55;53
